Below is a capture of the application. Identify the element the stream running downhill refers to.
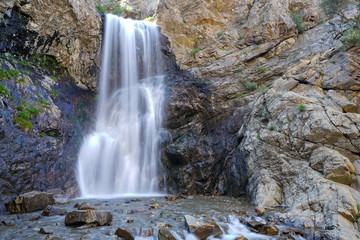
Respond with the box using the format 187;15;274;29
77;15;165;197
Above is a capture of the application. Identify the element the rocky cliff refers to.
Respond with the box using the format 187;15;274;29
154;0;360;239
0;0;360;239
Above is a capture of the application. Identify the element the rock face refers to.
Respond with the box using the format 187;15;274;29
5;191;54;213
64;210;113;226
0;0;102;89
153;1;360;239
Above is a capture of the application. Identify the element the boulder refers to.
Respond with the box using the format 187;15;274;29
64;210;112;226
158;228;176;240
184;215;200;232
77;202;96;210
260;224;279;236
194;222;222;239
5;191;55;213
41;205;66;216
115;227;134;240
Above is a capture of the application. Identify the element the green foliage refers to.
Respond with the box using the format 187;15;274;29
0;84;9;97
319;0;352;16
95;3;106;14
10;96;15;102
40;132;45;137
341;28;360;48
36;99;50;108
50;90;59;97
49;131;55;137
0;68;19;80
268;124;275;131
257;66;267;72
297;103;306;112
291;13;305;33
258;84;269;93
144;17;155;22
238;36;244;41
17;105;24;111
190;48;200;57
245;81;258;92
16;78;26;84
355;204;360;221
238;78;244;83
7;69;19;80
237;67;243;72
246;73;251;77
18;111;30;121
111;6;127;16
217;32;223;37
13;117;32;131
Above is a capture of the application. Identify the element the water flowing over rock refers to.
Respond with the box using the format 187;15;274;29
77;15;165;196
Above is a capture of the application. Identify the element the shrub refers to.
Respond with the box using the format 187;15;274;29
190;48;200;57
257;66;267;72
144;17;155;22
245;82;257;92
112;6;127;16
341;28;360;48
237;67;243;72
238;78;244;83
18;111;30;121
291;13;305;33
217;32;223;37
298;103;306;112
7;69;19;80
268;124;275;131
95;4;106;14
13;117;32;131
16;78;26;84
50;90;59;97
0;84;9;97
258;84;269;93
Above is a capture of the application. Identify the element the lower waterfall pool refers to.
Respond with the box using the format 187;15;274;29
0;195;322;239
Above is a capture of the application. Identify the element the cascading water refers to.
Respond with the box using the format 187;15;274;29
77;14;165;197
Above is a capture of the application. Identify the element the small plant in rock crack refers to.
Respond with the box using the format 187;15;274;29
190;48;200;57
268;124;275;131
245;82;257;92
297;103;306;112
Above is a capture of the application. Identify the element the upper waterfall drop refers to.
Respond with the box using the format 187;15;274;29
77;14;165;197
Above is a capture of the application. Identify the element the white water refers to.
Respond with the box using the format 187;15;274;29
77;15;165;197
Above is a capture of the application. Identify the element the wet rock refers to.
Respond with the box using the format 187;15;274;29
153;222;168;228
2;218;16;226
165;195;185;201
77;202;96;210
158;228;176;240
39;227;53;234
260;224;279;236
184;215;200;231
41;205;66;216
140;227;154;237
64;210;112;227
160;211;172;218
255;206;265;216
235;237;248;240
127;217;134;223
5;191;55;213
131;198;142;202
115;227;134;240
44;235;63;240
194;222;223;239
149;204;161;210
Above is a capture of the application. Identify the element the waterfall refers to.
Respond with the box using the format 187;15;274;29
77;14;165;197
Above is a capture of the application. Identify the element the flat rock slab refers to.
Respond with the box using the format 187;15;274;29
5;191;55;214
64;210;112;226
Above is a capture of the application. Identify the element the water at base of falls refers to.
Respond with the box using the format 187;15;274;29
77;14;165;197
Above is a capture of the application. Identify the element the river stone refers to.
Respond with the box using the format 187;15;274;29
184;215;200;231
44;235;63;240
64;210;112;226
77;202;96;210
260;224;279;236
194;222;223;239
41;205;66;216
115;227;134;240
158;228;176;240
5;191;55;213
39;227;53;234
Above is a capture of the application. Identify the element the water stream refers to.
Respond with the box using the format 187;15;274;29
77;15;165;197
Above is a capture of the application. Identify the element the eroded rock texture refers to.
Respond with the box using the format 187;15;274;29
155;1;360;239
0;0;102;89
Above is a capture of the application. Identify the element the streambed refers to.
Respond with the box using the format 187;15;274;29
0;196;322;239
